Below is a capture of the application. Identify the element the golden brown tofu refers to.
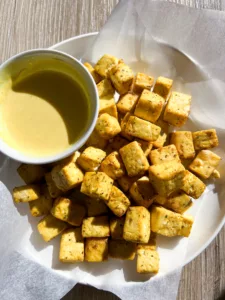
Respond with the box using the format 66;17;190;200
59;228;84;262
81;172;114;201
85;129;108;150
163;92;191;127
133;73;154;93
135;138;153;157
85;197;108;217
13;184;41;203
129;176;155;208
153;76;173;99
17;164;45;184
82;216;110;238
170;131;195;159
37;214;68;242
94;54;119;78
100;151;125;179
77;147;106;172
85;237;108;262
181;170;206;199
110;216;125;240
45;172;63;198
105;186;130;217
211;169;220;179
95;113;121;139
150;145;180;165
134;90;165;123
120;112;134;141
109;62;134;94
110;136;129;151
97;79;115;98
117;92;139;114
119;141;149;177
123;206;150;243
29;185;53;217
84;62;102;84
152;118;169;148
117;175;140;192
109;240;136;260
192;129;219;150
137;247;160;274
99;98;118;118
189;150;221;179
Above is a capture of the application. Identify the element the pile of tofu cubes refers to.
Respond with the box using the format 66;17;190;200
13;54;221;274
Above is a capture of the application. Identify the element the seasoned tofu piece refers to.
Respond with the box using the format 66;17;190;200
189;150;221;179
211;169;220;179
84;62;102;84
119;141;149;177
105;186;130;217
95;113;121;139
120;112;134;141
129;176;155;208
149;161;185;196
117;175;140;192
85;129;108;150
13;184;41;203
152;118;169;148
51;197;86;226
17;164;45;184
97;79;115;98
94;54;119;78
135;138;153;157
82;216;110;238
124;115;161;142
134;90;165;123
192;129;219;150
117;92;139;114
110;136;129;151
37;214;68;242
99;99;118;118
109;240;136;260
109;62;134;94
85;237;108;262
85;197;108;217
181;170;206;199
81;172;114;201
150;145;180;165
170;131;195;159
163;92;191;127
45;172;63;198
110;216;125;240
77;147;106;172
123;206;150;243
29;185;53;217
59;228;84;262
153;76;173;99
100;151;125;179
137;247;159;274
133;72;154;93
151;205;193;237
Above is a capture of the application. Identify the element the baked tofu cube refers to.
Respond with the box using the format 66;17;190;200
119;141;149;177
149;161;185;196
152;118;169;148
110;136;129;151
85;129;108;150
129;176;155;208
120;112;134;141
45;172;63;198
95;113;121;139
117;93;139;114
170;131;195;159
110;216;125;240
211;169;220;179
109;62;134;94
192;129;219;150
181;170;206;199
117;175;140;192
134;90;165;123
133;73;154;93
13;184;41;203
163;92;191;127
37;214;68;242
85;197;108;217
17;164;45;184
99;99;118;118
97;79;115;98
84;62;102;84
81;172;114;201
77;147;106;172
153;76;173;99
123;206;150;243
135;138;153;156
125;115;161;142
189;150;221;179
85;238;108;262
105;186;130;217
150;145;180;165
59;228;84;262
137;248;159;274
100;151;125;179
94;54;119;78
82;216;110;238
51;197;86;226
109;240;136;260
151;205;193;237
29;185;53;217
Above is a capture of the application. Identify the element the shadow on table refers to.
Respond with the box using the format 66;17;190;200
216;290;225;300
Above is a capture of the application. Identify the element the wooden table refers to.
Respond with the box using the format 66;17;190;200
0;1;224;299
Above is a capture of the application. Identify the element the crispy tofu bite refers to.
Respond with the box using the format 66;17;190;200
51;197;86;226
82;216;110;238
99;98;118;118
95;113;121;139
84;62;102;84
152;118;169;148
13;184;41;203
192;129;219;150
94;54;119;78
97;79;115;98
123;206;150;243
151;205;193;237
211;169;220;179
134;138;153;157
149;161;185;197
117;92;139;114
109;240;136;260
150;144;180;165
109;62;134;94
85;197;108;217
17;164;45;184
29;185;53;217
100;151;125;179
189;150;221;179
137;246;159;274
153;76;173;99
133;73;154;93
170;131;195;159
120;112;134;141
77;147;106;172
37;214;68;242
124;115;161;142
85;237;108;262
129;176;155;208
110;136;129;151
86;129;108;150
119;141;149;177
45;172;63;198
181;170;206;199
110;216;125;240
163;92;191;127
117;175;140;192
134;90;165;123
59;227;84;262
105;186;130;217
81;172;114;201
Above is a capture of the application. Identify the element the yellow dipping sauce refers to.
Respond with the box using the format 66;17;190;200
0;70;89;157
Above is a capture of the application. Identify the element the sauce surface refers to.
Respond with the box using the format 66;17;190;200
0;70;89;157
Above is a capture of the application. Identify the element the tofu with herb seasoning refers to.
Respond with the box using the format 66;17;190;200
133;72;154;93
45;172;63;198
120;112;134;141
100;151;125;179
85;197;108;217
192;129;219;150
170;131;195;159
152;118;169;148
85;129;108;150
153;76;173;99
110;136;129;151
94;54;119;78
117;175;140;192
77;146;106;172
110;216;125;240
97;79;115;98
13;184;41;203
95;113;121;140
82;216;110;238
104;186;130;217
84;62;102;84
150;144;180;165
117;92;139;114
181;170;206;199
134;138;153;157
29;184;53;217
85;237;108;262
99;98;118;118
109;62;134;94
17;163;45;184
109;240;136;260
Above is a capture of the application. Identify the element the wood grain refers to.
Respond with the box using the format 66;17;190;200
0;1;224;300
